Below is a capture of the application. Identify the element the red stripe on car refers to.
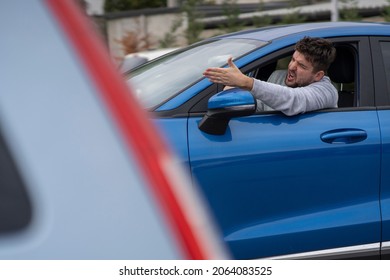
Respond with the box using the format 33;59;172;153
45;0;212;259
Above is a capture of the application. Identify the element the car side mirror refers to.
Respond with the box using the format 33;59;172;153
198;88;256;135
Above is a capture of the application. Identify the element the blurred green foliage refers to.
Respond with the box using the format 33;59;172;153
382;0;390;21
340;0;361;21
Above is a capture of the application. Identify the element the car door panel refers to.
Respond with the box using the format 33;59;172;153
377;110;390;259
370;37;390;258
154;118;190;165
188;110;381;259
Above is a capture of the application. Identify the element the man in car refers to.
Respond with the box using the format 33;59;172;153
203;36;338;116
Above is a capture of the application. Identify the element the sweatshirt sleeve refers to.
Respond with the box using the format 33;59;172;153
250;76;338;116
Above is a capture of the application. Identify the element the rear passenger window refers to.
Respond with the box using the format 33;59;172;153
380;41;390;95
0;128;32;233
327;45;357;108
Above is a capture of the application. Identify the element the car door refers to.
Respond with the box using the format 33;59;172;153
187;37;382;259
370;36;390;259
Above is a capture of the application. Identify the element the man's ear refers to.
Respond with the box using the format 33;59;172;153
314;70;325;82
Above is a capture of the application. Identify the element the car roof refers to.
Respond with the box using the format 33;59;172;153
216;22;390;42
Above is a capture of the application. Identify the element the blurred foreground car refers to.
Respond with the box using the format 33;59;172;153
0;0;227;259
127;22;390;259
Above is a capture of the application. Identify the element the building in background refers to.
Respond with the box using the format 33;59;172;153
85;0;390;62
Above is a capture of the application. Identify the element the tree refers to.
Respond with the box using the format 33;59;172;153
181;0;205;44
252;0;272;28
340;0;361;21
116;30;152;55
104;0;167;12
279;0;306;24
219;0;245;33
159;15;183;48
382;0;390;21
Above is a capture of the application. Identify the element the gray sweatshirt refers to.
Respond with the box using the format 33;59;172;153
251;71;338;116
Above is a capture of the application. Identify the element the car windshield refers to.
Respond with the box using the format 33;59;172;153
127;39;267;109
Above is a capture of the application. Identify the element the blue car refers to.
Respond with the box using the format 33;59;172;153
128;22;390;260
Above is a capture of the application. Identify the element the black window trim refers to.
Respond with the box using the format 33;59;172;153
0;126;32;233
370;36;390;106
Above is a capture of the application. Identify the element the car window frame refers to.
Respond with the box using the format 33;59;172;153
158;36;375;119
353;36;375;107
370;36;390;107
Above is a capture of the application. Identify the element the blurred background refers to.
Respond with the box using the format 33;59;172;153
78;0;390;63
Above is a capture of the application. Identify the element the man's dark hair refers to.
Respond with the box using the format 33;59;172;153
295;36;336;73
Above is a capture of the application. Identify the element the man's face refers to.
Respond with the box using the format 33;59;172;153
285;51;323;87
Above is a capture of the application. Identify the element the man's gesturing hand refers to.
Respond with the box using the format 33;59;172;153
203;57;254;91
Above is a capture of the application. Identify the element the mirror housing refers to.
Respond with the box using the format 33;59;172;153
198;88;256;135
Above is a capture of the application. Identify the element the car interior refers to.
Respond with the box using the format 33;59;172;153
327;45;356;107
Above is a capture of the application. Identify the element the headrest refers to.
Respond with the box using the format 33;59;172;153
327;47;355;84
